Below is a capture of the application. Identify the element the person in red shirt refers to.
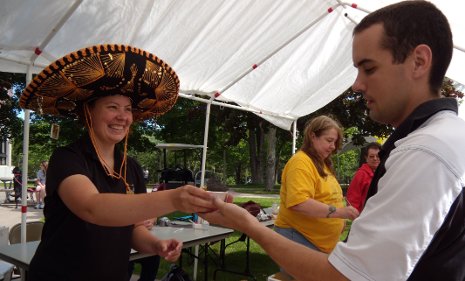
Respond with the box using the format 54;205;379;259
346;142;381;212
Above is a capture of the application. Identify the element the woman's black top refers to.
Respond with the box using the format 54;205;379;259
28;134;146;281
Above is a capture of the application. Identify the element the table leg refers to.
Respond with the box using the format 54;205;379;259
19;268;26;281
212;234;257;281
204;244;208;281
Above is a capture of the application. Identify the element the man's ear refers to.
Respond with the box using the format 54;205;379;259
412;44;432;79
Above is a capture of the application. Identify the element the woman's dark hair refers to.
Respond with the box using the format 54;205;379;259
12;166;21;175
358;142;382;167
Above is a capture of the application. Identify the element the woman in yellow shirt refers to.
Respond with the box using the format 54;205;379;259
275;115;359;256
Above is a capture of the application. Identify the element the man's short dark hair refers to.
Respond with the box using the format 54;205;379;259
353;1;453;94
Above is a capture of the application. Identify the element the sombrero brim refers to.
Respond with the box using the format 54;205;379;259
20;44;179;121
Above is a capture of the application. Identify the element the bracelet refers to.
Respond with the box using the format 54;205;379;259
326;205;336;218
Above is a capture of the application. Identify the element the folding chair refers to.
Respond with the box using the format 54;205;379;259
0;261;13;281
0;226;13;281
7;221;44;279
9;221;44;244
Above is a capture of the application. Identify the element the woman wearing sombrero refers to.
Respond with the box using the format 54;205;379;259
20;44;216;281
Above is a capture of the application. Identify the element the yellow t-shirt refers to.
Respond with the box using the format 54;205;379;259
275;151;344;253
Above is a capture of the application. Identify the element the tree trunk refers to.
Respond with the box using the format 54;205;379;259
223;149;227;182
235;163;242;184
248;122;264;184
264;126;277;191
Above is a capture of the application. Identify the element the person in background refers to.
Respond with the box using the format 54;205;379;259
274;115;358;274
143;168;150;184
34;161;47;209
274;115;359;262
19;44;216;281
12;166;22;208
345;142;381;212
202;1;465;280
127;218;161;281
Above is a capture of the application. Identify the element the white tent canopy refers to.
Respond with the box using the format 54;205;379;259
1;0;464;130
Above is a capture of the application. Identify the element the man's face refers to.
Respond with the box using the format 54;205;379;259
352;24;414;127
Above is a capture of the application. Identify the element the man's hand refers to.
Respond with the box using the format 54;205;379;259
200;195;258;233
172;185;218;214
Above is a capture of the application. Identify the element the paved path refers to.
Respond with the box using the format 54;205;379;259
228;190;280;199
0;193;44;230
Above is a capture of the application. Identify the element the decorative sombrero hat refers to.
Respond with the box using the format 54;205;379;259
20;44;179;121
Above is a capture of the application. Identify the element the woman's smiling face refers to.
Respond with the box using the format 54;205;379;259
89;95;133;147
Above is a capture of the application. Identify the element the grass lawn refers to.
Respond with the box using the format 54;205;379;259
155;230;279;280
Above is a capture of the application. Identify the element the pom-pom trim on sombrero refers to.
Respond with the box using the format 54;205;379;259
20;44;179;121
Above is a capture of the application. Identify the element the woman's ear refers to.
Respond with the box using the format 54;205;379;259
310;132;316;141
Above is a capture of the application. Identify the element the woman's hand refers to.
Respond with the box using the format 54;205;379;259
172;185;217;213
143;218;156;230
155;239;183;262
333;206;359;220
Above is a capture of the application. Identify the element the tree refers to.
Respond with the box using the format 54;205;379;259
0;72;25;140
264;126;277;191
298;88;393;146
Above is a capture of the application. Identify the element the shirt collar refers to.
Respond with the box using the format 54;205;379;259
380;98;458;159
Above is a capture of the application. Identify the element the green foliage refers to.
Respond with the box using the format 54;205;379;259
298;87;394;146
0;73;25;140
155;99;206;144
333;150;359;184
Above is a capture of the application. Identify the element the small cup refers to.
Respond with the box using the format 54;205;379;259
192;221;209;230
271;203;279;215
208;191;227;201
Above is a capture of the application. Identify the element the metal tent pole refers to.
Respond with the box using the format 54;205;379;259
20;67;32;243
292;120;297;154
193;98;213;281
